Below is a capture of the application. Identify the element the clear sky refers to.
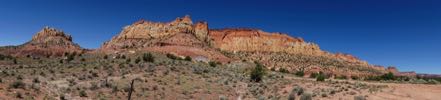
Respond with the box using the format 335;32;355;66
0;0;440;74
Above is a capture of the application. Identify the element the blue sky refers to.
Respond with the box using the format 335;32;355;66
0;0;440;74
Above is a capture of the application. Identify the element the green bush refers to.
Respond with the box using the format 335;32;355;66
209;61;218;67
13;59;17;64
79;90;87;97
142;53;155;62
250;61;266;82
351;76;359;80
381;72;395;80
135;57;141;64
295;70;305;77
103;55;108;59
66;53;75;62
166;53;180;60
310;73;318;78
33;78;40;83
316;74;325;81
428;79;440;84
278;68;289;73
270;67;276;71
184;56;192;61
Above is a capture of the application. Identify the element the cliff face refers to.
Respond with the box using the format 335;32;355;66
0;27;83;57
209;28;391;77
100;15;229;62
209;28;370;64
209;28;324;55
102;15;210;50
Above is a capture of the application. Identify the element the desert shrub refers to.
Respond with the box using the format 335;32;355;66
351;76;359;80
16;92;23;98
184;56;192;61
90;82;99;90
381;72;395;80
278;68;289;73
428;79;440;84
310;73;318;78
270;67;276;71
16;75;23;80
112;86;118;93
316;74;325;81
321;93;328;97
33;78;40;83
295;70;305;77
13;58;17;64
412;79;428;84
31;83;40;91
0;54;13;60
66;53;75;62
10;80;26;89
300;92;312;100
166;53;180;60
250;61;266;82
209;61;218;67
0;54;6;60
142;53;154;62
292;86;304;96
135;57;141;64
103;55;108;59
79;90;87;97
354;95;366;100
126;58;131;63
60;95;67;100
121;55;126;59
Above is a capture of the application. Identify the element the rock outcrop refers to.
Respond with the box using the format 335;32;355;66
209;28;323;55
101;15;228;62
209;28;391;76
0;27;83;57
209;28;370;64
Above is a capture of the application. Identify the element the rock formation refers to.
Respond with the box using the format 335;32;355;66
0;27;83;57
209;28;322;55
209;28;392;77
100;15;395;76
209;28;370;64
101;15;228;62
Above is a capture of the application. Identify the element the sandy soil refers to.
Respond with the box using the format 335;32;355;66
368;83;441;100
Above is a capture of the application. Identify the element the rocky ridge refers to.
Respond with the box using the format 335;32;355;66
100;15;229;62
0;27;83;57
99;15;399;77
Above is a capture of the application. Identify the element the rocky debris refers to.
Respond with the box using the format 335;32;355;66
0;27;83;57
